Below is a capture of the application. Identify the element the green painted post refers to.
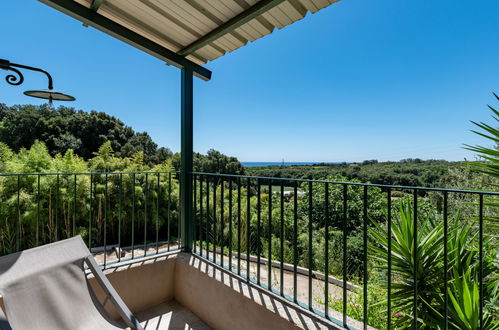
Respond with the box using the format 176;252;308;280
180;68;194;251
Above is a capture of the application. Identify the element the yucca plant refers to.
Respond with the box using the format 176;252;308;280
464;93;499;180
444;220;497;329
464;93;499;226
447;269;482;329
369;200;498;329
369;201;445;328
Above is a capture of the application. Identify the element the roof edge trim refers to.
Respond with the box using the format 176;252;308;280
38;0;212;81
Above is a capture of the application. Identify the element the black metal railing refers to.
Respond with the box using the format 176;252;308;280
1;170;497;329
191;172;499;330
0;171;181;267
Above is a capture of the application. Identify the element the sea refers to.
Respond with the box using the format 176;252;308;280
242;162;342;167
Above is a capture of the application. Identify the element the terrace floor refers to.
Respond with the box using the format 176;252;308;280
93;244;368;329
136;300;211;330
88;249;371;330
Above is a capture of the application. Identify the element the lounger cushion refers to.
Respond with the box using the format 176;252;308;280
0;237;125;330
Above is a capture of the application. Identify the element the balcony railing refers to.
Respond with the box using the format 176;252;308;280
0;171;181;265
191;172;498;330
0;170;497;329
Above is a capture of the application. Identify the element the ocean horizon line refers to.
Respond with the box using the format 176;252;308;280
241;161;346;167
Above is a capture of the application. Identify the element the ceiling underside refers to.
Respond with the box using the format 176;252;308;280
72;0;339;65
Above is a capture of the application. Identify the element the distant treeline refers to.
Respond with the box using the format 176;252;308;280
246;159;462;188
0;104;467;187
0;104;244;175
0;103;173;165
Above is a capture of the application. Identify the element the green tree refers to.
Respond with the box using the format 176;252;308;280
0;103;171;164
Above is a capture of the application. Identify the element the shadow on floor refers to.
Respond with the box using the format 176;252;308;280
136;300;211;330
186;253;346;330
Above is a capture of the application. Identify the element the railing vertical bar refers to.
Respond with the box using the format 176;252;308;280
443;191;448;330
229;178;233;272
89;174;93;249
56;174;59;242
221;178;225;268
156;173;160;254
293;183;298;303
387;187;392;330
237;177;242;275
363;186;368;329
413;189;418;328
16;175;20;252
206;176;210;258
167;172;171;251
36;175;40;247
213;177;217;264
73;174;77;237
246;177;250;282
67;177;70;236
144;172;148;257
119;173;123;262
325;182;330;318
308;181;313;310
199;175;203;255
132;173;136;258
257;179;261;285
268;180;272;290
342;184;347;326
479;194;483;330
193;174;197;253
104;173;108;268
280;182;284;296
178;174;181;250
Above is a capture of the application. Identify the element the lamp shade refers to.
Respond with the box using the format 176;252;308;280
24;89;76;101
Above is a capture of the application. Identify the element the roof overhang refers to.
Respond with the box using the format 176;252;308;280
37;0;339;81
38;0;212;80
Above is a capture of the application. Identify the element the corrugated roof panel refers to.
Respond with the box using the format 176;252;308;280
237;22;264;42
205;43;227;57
196;44;224;61
233;27;265;45
231;27;254;44
310;0;336;13
212;36;239;53
249;17;275;36
215;0;245;16
261;10;285;29
279;1;306;21
175;0;221;32
253;17;275;34
197;1;236;22
142;0;205;38
96;1;181;51
122;0;195;46
185;54;206;66
298;0;320;13
274;2;297;22
219;33;247;49
59;0;339;65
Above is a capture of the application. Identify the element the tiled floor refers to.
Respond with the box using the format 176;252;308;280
136;300;211;330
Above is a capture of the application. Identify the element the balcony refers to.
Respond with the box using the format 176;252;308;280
0;170;496;329
2;0;498;328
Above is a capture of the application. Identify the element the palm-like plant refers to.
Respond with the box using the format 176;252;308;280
369;200;498;329
370;202;445;328
464;93;499;180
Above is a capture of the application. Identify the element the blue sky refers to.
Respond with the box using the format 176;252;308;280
2;0;498;162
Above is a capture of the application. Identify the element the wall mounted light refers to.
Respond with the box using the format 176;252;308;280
0;58;75;105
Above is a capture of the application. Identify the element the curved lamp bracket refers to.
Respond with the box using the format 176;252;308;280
0;58;75;104
0;58;53;89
